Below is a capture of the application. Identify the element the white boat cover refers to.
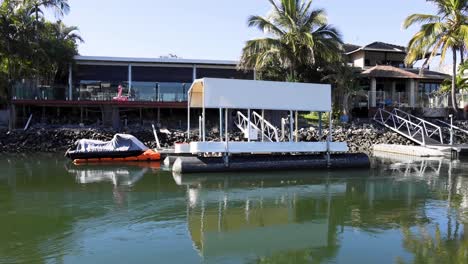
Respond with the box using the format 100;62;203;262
188;78;331;111
75;134;148;152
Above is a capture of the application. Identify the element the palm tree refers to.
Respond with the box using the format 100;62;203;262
52;20;83;42
239;0;343;81
322;62;361;120
403;0;468;112
24;0;70;21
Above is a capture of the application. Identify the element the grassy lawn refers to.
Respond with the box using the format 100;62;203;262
301;112;329;122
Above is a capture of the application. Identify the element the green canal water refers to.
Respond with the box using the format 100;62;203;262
0;154;468;264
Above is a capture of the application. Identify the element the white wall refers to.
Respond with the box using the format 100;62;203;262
350;51;365;68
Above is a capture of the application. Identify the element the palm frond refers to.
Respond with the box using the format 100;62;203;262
403;14;440;29
247;15;284;36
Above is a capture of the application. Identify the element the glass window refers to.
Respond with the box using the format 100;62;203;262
77;81;128;101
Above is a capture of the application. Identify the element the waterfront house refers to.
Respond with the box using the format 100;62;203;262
7;41;452;128
10;56;254;128
343;42;450;117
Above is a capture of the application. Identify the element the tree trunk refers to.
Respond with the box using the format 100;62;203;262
6;41;13;132
342;92;351;119
451;48;458;113
460;48;465;64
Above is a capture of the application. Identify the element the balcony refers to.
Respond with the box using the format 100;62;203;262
12;82;190;103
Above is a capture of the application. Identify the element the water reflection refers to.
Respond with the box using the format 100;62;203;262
179;172;349;263
66;162;160;186
175;165;468;263
0;154;468;263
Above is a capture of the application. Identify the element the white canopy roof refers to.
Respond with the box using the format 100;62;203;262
188;78;331;112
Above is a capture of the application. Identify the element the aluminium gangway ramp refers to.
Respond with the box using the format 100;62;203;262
373;108;444;146
235;111;280;142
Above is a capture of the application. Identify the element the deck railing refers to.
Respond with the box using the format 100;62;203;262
251;111;279;142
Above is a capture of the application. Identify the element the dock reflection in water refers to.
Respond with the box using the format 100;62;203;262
178;173;349;262
174;165;468;264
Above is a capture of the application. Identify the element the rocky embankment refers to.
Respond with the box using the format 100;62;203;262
0;123;416;154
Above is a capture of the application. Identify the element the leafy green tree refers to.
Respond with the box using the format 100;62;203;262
403;0;468;112
239;0;343;82
0;0;80;130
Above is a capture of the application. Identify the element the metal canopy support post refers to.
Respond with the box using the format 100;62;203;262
192;64;197;81
247;109;251;142
225;109;229;143
199;116;202;139
157;83;161;102
224;108;229;166
128;64;132;95
187;96;191;139
202;106;206;142
261;110;265;142
289;110;293;142
329;111;333;142
202;86;206;142
327;111;332;166
295;111;298;142
319;112;323;138
219;108;223;142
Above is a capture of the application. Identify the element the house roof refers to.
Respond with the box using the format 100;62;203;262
74;55;239;66
361;65;450;80
345;42;407;55
343;43;361;53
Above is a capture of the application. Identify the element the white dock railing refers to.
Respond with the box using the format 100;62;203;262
252;111;279;142
236;111;260;141
236;111;281;142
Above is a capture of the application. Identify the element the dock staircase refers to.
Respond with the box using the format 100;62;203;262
235;111;280;142
373;108;444;146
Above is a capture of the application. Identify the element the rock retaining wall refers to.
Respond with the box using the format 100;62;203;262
0;123;416;154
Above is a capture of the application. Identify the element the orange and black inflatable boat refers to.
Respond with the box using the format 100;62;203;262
65;134;161;164
72;149;161;164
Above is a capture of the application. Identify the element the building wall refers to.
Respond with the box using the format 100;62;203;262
349;51;365;68
72;62;254;102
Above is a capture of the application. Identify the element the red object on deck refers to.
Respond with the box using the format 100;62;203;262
113;85;128;101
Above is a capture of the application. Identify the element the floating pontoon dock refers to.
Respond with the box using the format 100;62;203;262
170;78;369;173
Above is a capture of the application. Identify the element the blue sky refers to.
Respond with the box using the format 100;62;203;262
56;0;438;61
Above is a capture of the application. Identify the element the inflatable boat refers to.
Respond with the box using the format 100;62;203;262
65;134;161;163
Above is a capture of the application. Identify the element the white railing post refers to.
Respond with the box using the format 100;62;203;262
247;109;251;142
261;110;265;142
199;116;202;139
219;108;223;142
289;110;293;142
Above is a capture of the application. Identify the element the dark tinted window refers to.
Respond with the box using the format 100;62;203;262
133;66;193;82
197;68;254;79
